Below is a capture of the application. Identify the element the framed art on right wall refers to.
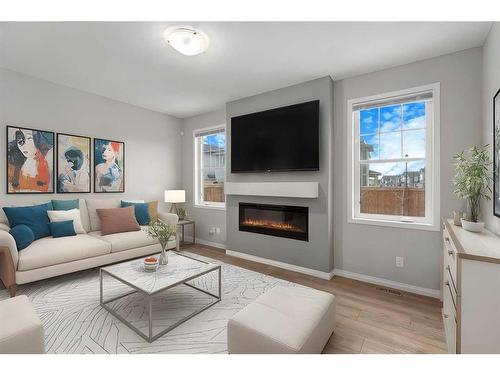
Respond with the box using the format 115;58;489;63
494;89;500;217
94;138;125;193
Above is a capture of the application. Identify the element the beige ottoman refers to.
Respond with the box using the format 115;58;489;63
227;286;336;354
0;295;45;354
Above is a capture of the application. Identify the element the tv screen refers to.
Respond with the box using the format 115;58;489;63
231;100;319;173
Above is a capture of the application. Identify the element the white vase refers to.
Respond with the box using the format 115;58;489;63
460;218;484;232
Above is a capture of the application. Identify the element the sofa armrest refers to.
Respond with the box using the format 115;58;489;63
0;229;18;268
157;211;179;227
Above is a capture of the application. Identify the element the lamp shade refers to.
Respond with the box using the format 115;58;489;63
164;190;186;203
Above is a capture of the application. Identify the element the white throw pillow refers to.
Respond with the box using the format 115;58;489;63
47;209;86;234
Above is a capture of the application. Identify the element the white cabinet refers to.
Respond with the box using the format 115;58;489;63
442;219;500;353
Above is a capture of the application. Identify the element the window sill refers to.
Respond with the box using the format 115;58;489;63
348;216;439;232
194;204;226;211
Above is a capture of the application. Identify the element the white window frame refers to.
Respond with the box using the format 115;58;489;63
193;125;226;210
347;83;440;231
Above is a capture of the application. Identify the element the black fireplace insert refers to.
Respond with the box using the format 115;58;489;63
238;202;308;241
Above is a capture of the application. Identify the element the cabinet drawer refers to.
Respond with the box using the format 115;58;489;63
443;229;458;287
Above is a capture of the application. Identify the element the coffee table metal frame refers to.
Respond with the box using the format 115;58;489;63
99;252;221;343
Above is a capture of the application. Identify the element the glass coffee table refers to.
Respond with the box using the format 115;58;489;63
100;251;221;343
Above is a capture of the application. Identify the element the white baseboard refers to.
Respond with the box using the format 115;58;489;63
183;236;226;250
187;240;440;298
226;249;335;280
333;268;441;299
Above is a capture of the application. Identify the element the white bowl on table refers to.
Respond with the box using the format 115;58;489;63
143;257;159;271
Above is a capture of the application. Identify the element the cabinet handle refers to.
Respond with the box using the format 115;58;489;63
446;266;457;292
443;314;449;319
445;281;457;310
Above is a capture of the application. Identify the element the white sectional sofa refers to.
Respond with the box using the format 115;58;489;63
0;199;178;293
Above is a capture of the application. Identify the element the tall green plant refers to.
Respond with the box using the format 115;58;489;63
453;145;492;222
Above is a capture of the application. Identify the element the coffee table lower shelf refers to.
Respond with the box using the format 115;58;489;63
100;264;221;343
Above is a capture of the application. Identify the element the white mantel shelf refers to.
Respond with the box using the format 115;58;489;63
224;182;319;199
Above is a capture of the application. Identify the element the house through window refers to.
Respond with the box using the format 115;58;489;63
348;84;440;229
194;126;226;208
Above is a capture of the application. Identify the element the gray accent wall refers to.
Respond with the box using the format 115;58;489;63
482;23;500;234
225;77;335;273
181;109;227;246
0;68;183;209
334;48;483;290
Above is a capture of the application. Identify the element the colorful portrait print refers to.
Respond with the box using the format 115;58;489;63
7;126;54;194
57;133;91;193
94;138;125;193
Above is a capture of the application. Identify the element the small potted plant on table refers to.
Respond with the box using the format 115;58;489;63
453;145;492;232
145;220;177;265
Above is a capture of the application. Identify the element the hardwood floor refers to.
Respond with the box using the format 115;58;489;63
181;243;447;354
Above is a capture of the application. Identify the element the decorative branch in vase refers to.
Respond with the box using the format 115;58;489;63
145;220;177;265
452;144;492;232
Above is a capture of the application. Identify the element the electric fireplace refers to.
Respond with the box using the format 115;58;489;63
239;203;308;241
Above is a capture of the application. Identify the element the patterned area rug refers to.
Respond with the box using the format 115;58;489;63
0;253;300;354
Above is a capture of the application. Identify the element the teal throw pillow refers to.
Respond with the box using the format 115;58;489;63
49;220;77;238
51;199;79;211
121;201;151;225
9;224;35;250
3;202;53;240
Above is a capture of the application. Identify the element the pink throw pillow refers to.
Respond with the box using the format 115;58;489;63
96;206;140;235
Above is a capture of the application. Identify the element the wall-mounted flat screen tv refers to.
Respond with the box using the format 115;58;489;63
231;100;320;173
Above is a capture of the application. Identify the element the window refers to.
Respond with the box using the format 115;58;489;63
194;126;226;208
347;84;440;230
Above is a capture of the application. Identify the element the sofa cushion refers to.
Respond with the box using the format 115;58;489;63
147;201;159;222
78;199;91;233
97;206;141;235
3;202;53;240
9;224;35;250
51;199;79;211
49;220;77;238
89;226;169;253
17;234;111;271
85;199;121;232
121;201;151;225
48;208;86;234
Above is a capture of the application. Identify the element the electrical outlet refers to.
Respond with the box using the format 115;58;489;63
215;227;221;235
396;256;404;268
209;227;215;235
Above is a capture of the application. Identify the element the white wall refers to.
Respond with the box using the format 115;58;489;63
181;109;227;246
482;23;500;234
0;68;183;210
334;48;483;291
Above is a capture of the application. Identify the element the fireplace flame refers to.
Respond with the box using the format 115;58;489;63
241;219;305;233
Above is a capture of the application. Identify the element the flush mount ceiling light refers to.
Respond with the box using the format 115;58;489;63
163;26;209;56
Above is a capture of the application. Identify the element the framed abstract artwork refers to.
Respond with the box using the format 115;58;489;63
494;89;500;217
94;138;125;193
56;133;91;193
6;126;55;194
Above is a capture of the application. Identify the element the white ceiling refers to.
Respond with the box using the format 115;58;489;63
0;22;492;118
